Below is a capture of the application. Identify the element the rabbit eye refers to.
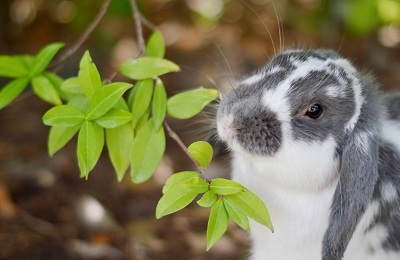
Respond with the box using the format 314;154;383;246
306;104;323;118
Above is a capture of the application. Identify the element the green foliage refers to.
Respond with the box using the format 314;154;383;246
130;119;165;183
0;56;30;78
157;142;273;250
146;30;166;58
32;75;63;105
106;124;133;181
152;79;167;129
188;141;213;168
30;43;64;77
86;82;132;120
167;88;219;119
48;125;80;156
119;56;180;80
0;43;64;109
0;78;30;109
207;198;229;250
197;190;218;208
162;171;199;194
43;105;86;126
79;51;102;98
0;28;273;253
130;79;154;129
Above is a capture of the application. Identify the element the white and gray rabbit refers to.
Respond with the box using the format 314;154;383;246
216;49;400;260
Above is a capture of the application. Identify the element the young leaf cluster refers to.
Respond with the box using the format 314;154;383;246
156;141;274;251
0;30;218;183
0;43;65;109
0;29;272;254
42;50;133;179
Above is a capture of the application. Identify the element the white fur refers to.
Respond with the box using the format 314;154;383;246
354;131;372;154
343;201;400;260
382;120;400;152
242;72;265;86
326;85;345;98
381;182;398;203
331;59;365;131
231;135;339;260
266;66;284;75
219;54;400;260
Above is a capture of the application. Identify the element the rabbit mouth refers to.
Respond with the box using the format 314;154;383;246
218;118;282;157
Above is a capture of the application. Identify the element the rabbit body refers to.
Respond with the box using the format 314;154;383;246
217;50;400;260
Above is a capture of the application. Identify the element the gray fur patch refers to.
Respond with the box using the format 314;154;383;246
366;142;400;251
233;106;282;156
287;70;355;143
382;93;400;121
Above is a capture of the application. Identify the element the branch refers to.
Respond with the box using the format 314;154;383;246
130;2;207;178
50;0;112;70
130;0;146;55
164;121;207;177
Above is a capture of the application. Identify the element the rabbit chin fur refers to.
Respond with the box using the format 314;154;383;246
217;49;400;259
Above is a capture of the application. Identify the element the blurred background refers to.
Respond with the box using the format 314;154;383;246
0;0;399;259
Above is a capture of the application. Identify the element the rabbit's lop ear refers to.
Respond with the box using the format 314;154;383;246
322;63;382;260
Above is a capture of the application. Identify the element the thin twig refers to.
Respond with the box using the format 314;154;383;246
50;0;113;70
130;0;146;55
163;121;207;177
131;2;206;178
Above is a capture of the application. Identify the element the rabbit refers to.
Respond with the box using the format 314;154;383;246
216;49;400;260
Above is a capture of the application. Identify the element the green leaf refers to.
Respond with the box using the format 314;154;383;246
30;42;64;77
224;197;250;231
226;189;273;232
127;83;139;109
187;141;213;169
131;79;153;129
167;88;218;119
206;198;229;251
0;56;30;78
48;125;80;156
119;57;180;80
95;108;132;128
210;178;245;195
77;121;104;179
18;55;34;71
146;30;165;58
78;51;102;98
130;119;165;183
114;97;130;111
86;82;133;120
42;105;85;127
61;77;83;95
162;171;199;194
197;190;218;208
152;78;167;129
134;106;150;135
32;75;62;105
106;123;134;181
67;95;90;111
181;177;209;193
156;183;199;219
0;78;29;110
43;72;71;101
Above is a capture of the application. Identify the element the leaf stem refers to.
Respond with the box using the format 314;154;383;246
50;0;112;70
163;121;208;178
130;0;146;55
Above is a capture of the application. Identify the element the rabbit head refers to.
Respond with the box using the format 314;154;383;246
216;49;383;259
